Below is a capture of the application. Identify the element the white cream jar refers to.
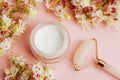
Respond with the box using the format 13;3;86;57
30;22;70;63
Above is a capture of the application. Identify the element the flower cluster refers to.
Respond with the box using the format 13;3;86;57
4;56;31;80
45;0;71;19
4;56;55;80
0;0;41;55
45;0;120;30
32;63;55;80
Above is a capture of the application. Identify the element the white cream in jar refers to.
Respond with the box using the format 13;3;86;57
30;22;69;63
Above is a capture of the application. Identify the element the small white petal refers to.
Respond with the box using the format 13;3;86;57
2;15;11;27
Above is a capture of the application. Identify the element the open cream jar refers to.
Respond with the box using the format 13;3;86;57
30;22;70;63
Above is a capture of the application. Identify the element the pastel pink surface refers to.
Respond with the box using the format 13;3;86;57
0;2;120;80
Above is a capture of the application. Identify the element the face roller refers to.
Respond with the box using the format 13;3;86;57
73;39;120;79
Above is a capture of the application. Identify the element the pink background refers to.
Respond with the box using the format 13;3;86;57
0;2;120;80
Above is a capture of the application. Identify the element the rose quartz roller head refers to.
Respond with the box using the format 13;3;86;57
73;39;95;71
73;39;120;79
